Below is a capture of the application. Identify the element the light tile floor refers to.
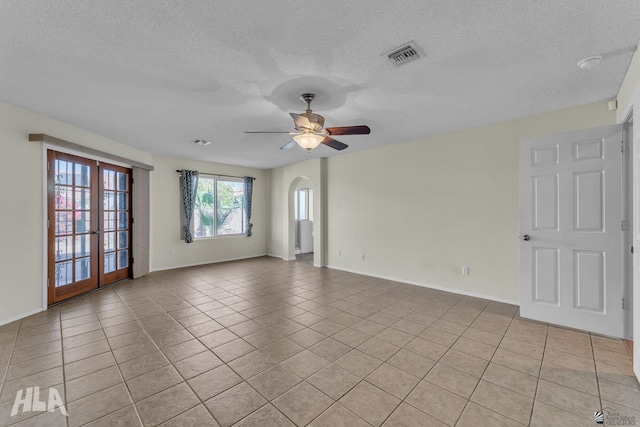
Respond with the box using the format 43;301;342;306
0;257;638;426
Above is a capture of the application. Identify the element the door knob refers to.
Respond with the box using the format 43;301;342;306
522;234;530;241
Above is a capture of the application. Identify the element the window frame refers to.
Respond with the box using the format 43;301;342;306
295;188;309;221
193;175;246;239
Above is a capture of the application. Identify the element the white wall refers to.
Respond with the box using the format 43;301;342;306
0;101;152;324
268;101;616;303
149;154;267;271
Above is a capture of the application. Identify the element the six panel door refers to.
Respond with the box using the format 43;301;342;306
519;125;624;337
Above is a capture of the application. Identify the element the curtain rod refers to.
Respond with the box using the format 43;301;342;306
176;170;255;180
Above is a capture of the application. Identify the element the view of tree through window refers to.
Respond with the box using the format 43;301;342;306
193;176;246;238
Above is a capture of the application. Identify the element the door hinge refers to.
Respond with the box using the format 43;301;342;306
622;298;628;310
131;258;134;264
47;278;50;288
631;246;634;254
47;219;50;229
622;220;629;231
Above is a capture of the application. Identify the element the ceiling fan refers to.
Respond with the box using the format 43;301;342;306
245;93;370;152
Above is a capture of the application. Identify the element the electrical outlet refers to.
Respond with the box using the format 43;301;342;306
361;253;365;260
169;249;174;255
462;266;470;275
338;250;341;256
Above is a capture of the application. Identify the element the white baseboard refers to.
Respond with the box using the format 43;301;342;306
326;264;520;306
0;307;44;327
151;253;269;272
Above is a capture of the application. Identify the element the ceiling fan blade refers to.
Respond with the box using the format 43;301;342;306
280;140;297;150
244;131;293;134
325;125;371;136
321;137;348;151
290;113;313;130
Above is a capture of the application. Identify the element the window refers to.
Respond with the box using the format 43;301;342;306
295;188;311;221
193;176;246;238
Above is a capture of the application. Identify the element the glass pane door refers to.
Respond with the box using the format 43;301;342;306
48;151;99;303
101;165;132;285
47;151;133;305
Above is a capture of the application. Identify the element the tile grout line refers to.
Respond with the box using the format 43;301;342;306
95;286;146;427
590;332;605;417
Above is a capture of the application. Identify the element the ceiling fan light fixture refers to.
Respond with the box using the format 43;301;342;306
293;133;324;151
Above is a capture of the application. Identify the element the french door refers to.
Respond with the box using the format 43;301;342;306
47;151;132;305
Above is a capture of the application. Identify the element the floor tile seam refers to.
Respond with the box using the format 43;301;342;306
598;394;640;412
529;335;602;422
591;334;627;414
187;332;312;425
1;318;22;387
399;386;466;426
590;341;634;357
543;342;596;362
458;400;529;426
505;323;550;339
341;381;403;427
535;371;601;399
4;353;65;383
123;348;217;425
65;372;131;422
531;393;601;422
65;381;133;427
379;336;463;425
63;364;125;402
271;379;342;427
450;312;524;426
592;362;640;389
546;331;593;347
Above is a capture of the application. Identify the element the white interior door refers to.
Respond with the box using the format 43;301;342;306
520;124;624;337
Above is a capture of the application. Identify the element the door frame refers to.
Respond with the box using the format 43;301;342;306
41;144;133;307
623;112;634;340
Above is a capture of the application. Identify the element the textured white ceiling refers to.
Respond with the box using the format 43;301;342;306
1;1;639;169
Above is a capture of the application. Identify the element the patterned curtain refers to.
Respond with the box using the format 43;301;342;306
244;176;255;237
180;170;199;243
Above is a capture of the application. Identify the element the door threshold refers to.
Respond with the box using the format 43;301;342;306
47;277;133;308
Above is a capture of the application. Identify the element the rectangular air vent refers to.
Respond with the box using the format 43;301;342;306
192;139;212;146
386;42;421;66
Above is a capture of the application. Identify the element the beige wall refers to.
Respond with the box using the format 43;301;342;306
268;100;616;303
267;158;326;265
0;93;624;323
0;101;269;325
0;101;152;324
617;46;640;121
149;154;267;271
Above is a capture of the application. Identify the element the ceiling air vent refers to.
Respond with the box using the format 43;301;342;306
386;42;421;66
192;139;212;146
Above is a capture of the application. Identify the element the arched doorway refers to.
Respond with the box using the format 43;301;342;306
293;178;313;264
287;177;314;265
